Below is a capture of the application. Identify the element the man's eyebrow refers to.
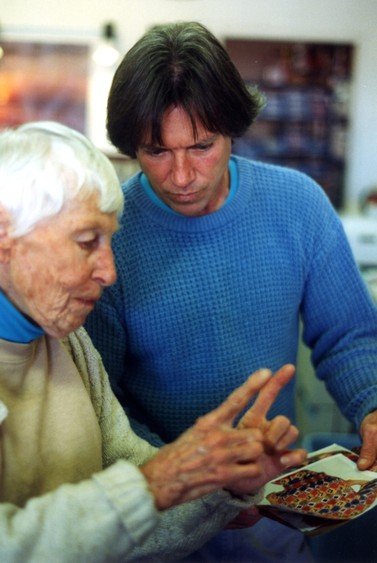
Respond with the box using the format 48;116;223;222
137;140;169;152
140;134;218;150
139;143;164;150
191;135;217;146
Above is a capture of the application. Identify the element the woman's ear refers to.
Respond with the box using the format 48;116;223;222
0;205;13;263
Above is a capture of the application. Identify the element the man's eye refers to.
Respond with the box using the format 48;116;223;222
146;148;166;157
194;143;213;151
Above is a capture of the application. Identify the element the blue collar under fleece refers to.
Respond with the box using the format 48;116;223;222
0;291;45;343
140;156;239;215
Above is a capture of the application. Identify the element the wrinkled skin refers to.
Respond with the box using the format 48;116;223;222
0;196;307;520
0;195;118;338
140;364;307;511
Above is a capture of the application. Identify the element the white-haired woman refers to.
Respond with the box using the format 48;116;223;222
0;121;305;562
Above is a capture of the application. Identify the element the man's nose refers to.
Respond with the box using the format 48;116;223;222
171;153;194;187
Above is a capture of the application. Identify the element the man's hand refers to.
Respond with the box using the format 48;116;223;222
225;506;262;529
358;410;377;470
140;365;306;511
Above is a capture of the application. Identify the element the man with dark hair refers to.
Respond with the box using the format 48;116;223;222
107;21;264;159
86;21;377;562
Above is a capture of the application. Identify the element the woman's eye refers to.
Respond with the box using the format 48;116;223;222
78;237;99;251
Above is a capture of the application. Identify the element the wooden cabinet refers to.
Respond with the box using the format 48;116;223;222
226;39;354;209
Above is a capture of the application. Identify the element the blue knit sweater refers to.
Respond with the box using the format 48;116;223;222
86;156;377;445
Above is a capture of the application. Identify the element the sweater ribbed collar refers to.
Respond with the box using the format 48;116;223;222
125;155;253;234
0;290;44;343
140;157;239;216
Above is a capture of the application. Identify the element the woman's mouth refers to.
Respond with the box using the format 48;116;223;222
77;296;100;308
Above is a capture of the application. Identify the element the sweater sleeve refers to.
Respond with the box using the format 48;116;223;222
125;489;264;562
300;195;377;428
84;279;165;447
0;422;261;563
0;328;263;563
61;328;264;561
0;461;158;563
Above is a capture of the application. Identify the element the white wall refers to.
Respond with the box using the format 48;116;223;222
2;0;377;209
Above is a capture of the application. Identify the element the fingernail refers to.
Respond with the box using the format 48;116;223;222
280;454;291;466
358;457;369;468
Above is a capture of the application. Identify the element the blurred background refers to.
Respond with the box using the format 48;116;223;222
1;0;377;442
2;3;377;560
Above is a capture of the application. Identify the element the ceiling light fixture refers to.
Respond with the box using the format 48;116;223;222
92;22;120;67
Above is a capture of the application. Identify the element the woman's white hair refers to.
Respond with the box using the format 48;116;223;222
0;121;124;238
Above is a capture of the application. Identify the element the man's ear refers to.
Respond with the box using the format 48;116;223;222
0;205;13;263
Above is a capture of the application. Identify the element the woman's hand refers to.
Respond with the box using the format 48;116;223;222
229;364;307;496
140;365;306;510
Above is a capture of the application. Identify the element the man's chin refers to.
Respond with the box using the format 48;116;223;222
169;201;208;217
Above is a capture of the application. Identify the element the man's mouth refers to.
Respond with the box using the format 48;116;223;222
169;191;202;203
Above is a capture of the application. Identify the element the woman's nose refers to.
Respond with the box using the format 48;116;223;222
94;246;117;287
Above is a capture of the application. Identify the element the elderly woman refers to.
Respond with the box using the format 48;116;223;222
0;121;305;562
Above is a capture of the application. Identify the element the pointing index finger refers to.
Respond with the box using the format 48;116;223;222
199;369;272;428
240;364;295;429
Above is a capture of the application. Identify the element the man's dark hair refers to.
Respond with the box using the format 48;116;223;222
107;21;265;158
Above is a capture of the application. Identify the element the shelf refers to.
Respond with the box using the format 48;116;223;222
226;38;354;209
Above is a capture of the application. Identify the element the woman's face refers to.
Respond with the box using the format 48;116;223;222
2;193;118;338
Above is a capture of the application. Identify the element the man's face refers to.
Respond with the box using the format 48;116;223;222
136;106;232;217
2;194;118;338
